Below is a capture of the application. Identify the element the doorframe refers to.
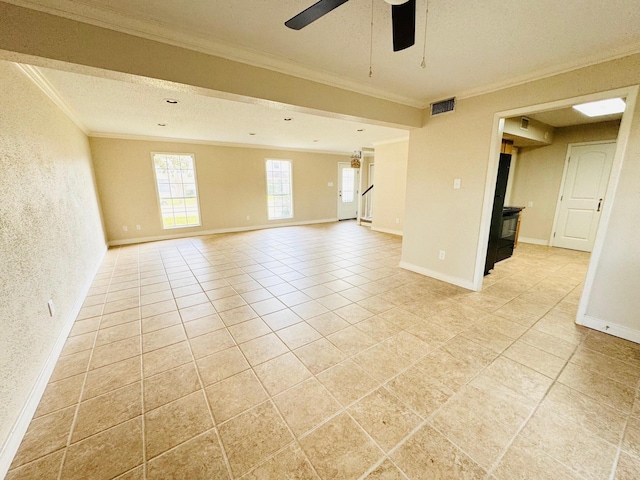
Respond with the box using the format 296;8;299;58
548;140;617;248
366;162;375;218
337;162;360;221
473;85;638;328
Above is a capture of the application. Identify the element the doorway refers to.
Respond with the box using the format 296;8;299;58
475;86;637;340
551;142;616;252
337;162;359;220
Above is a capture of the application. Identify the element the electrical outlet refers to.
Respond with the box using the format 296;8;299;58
395;218;400;224
528;201;534;207
246;215;250;220
136;225;141;231
453;178;461;189
328;182;334;187
122;226;128;232
47;300;55;317
439;250;446;260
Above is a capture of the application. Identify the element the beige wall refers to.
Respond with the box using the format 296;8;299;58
511;121;620;243
371;140;409;235
402;52;640;332
503;116;555;145
0;2;421;128
0;61;105;459
90;137;347;243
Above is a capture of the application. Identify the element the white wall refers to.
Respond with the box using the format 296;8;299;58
0;61;106;472
583;97;640;336
402;53;640;337
371;139;409;236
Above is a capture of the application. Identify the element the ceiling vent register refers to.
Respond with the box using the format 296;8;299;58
430;97;456;116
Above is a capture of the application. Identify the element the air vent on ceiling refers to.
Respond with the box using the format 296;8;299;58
431;97;456;116
520;117;530;130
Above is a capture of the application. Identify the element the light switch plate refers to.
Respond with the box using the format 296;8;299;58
453;179;461;189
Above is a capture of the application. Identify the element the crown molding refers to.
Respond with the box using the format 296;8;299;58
14;63;88;134
7;1;640;114
88;132;352;156
5;0;425;109
441;46;640;104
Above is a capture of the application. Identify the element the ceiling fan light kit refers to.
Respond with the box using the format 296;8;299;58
285;0;417;52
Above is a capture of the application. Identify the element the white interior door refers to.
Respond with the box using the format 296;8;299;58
553;142;616;252
338;162;359;220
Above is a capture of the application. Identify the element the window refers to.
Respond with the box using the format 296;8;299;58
341;168;356;203
152;153;201;229
266;159;293;220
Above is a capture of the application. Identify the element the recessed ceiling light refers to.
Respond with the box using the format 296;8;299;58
157;123;167;127
249;133;256;136
164;99;179;104
357;129;365;132
573;98;625;117
284;118;293;121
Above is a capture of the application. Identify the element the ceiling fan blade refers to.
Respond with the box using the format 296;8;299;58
285;0;350;30
391;0;416;51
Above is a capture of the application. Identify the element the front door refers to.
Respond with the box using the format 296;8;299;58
338;162;358;220
553;142;616;252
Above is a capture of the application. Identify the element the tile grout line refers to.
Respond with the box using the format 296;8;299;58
170;240;239;480
135;244;148;480
56;246;120;480
607;374;640;480
185;239;329;480
18;226;621;480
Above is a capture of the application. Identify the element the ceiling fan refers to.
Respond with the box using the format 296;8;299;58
285;0;416;52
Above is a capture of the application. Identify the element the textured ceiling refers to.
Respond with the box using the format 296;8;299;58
36;66;409;153
10;0;640;151
9;0;640;106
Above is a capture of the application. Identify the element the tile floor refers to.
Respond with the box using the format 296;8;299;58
7;221;640;479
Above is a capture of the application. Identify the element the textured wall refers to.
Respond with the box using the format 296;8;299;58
0;61;106;451
89;137;346;243
511;121;620;242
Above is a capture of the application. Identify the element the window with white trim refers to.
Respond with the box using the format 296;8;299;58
265;159;293;220
152;153;201;229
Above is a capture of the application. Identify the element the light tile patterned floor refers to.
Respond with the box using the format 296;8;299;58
7;221;640;479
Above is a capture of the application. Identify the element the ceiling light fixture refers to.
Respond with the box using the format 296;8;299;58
357;129;365;132
350;150;362;169
284;118;293;121
157;123;167;126
573;98;626;117
249;132;256;135
164;99;179;104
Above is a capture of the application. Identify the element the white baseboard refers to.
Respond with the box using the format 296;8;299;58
108;218;339;246
518;237;549;246
399;261;476;291
577;314;640;344
371;226;403;236
0;246;107;478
